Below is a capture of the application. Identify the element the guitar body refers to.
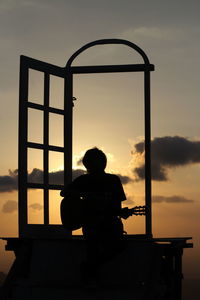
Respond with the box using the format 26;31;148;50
60;196;84;231
60;193;147;231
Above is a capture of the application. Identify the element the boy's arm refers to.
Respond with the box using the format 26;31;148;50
60;187;81;198
60;177;81;197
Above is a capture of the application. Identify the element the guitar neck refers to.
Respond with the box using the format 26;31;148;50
129;205;146;216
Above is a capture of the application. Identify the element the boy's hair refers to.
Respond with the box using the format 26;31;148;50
82;148;107;172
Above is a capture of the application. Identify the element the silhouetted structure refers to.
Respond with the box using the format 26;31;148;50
1;39;192;299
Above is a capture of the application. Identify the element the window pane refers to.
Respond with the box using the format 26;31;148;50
49;113;63;147
49;151;64;185
28;69;44;105
49;190;62;224
28;149;43;183
28;189;43;224
28;108;43;144
49;75;64;109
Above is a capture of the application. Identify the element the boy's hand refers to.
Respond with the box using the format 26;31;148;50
120;207;132;219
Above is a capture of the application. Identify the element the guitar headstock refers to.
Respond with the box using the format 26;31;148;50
130;205;147;216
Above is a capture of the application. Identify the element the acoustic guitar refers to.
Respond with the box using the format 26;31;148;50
60;194;147;231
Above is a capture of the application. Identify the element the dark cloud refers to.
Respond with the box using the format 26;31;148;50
28;168;43;184
0;168;83;192
134;162;167;181
0;169;18;192
49;170;64;185
133;136;200;181
0;168;131;193
153;195;194;203
116;174;133;184
2;200;18;213
30;168;86;184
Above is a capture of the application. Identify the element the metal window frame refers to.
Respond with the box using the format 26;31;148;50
18;56;72;237
18;39;154;238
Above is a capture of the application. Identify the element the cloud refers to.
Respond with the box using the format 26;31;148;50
134;163;167;181
0;168;131;192
116;174;133;184
28;168;86;184
0;169;18;192
133;136;200;181
28;168;43;183
49;170;64;185
2;200;18;213
29;203;43;210
153;195;194;204
2;200;43;213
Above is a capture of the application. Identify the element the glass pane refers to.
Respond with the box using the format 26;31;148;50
49;113;63;147
28;149;43;183
49;75;64;109
28;189;43;224
28;69;44;105
49;190;62;224
49;151;64;185
28;108;43;143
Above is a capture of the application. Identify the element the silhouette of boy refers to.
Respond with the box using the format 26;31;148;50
61;147;130;286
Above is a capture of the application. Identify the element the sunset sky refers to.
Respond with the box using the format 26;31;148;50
0;0;200;286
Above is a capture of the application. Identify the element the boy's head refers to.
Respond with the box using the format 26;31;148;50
82;148;107;173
